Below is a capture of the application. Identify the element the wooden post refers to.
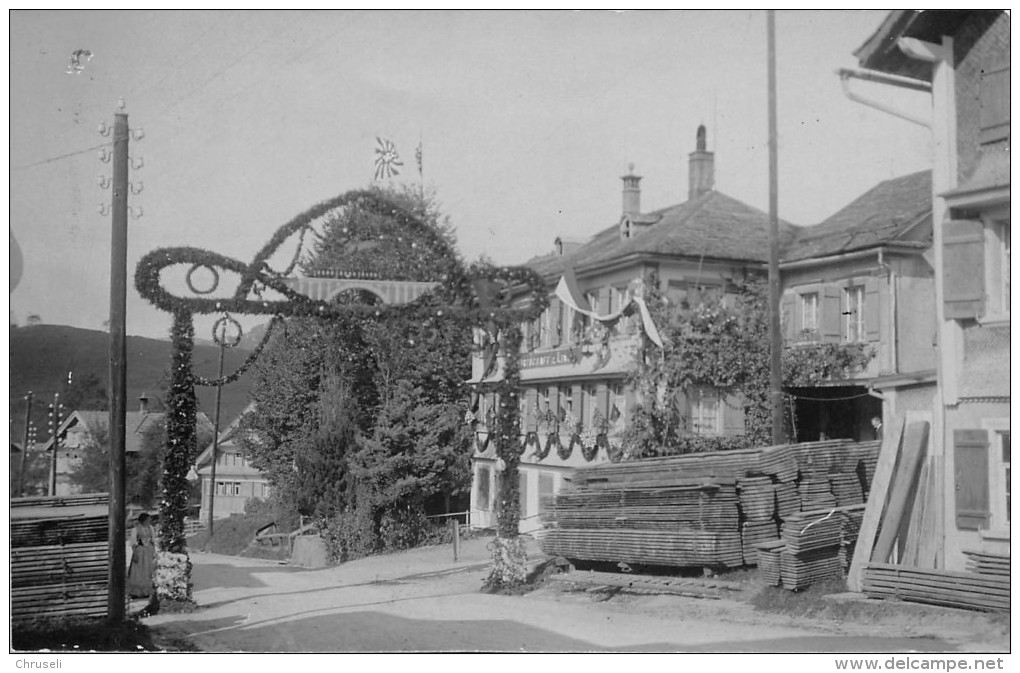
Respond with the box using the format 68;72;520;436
107;109;129;623
206;340;227;539
452;519;460;561
19;392;32;496
766;10;785;444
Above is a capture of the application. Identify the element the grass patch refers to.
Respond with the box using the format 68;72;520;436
188;513;274;556
12;616;199;652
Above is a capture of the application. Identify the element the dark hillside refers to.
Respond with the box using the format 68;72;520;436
9;324;256;442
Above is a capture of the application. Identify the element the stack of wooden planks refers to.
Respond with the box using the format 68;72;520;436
741;520;779;565
963;549;1010;577
541;439;880;578
862;564;1010;613
11;493;110;623
756;540;785;586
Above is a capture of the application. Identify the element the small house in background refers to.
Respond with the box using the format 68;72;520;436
193;403;271;520
40;395;212;497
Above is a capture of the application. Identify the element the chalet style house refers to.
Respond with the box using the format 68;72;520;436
193;404;272;520
41;395;212;497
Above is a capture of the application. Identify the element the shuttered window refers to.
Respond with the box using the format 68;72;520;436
954;429;990;530
979;64;1009;144
781;293;796;343
690;387;721;436
800;292;819;339
944;219;986;319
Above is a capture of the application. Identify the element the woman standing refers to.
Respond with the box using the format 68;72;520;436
126;513;156;599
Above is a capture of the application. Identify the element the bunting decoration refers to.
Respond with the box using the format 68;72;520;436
554;267;664;348
373;137;403;180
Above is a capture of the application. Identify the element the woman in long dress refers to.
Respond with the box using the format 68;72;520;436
126;513;156;599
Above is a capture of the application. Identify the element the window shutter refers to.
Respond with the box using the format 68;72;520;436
519;470;529;517
944;219;986;319
864;279;881;342
722;393;746;435
550;298;562;346
820;286;842;342
954;429;990;530
979;64;1009;144
781;294;796;343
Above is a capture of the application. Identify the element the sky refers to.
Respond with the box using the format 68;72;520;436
9;10;934;341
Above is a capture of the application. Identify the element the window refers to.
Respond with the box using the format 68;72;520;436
538;472;556;515
990;429;1011;529
689;388;721;436
519;471;529;517
476;466;491;510
582;384;598;429
216;481;227;496
843;286;865;342
609;383;626;429
800;292;819;339
986;219;1010;318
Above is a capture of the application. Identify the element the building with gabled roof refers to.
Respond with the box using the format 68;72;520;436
40;395;213;497
193;403;271;520
470;126;805;532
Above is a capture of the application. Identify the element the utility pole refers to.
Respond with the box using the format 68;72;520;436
767;10;785;445
20;391;33;496
47;394;63;496
206;335;227;538
106;106;129;623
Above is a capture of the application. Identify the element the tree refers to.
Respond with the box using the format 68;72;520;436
26;314;42;326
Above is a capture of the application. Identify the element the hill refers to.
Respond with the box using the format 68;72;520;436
9;324;257;444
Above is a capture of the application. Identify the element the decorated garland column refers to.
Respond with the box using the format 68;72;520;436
157;309;197;604
483;322;528;590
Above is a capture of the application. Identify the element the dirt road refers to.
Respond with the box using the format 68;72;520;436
143;536;1004;653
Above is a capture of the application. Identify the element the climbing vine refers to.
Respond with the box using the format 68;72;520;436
619;274;875;461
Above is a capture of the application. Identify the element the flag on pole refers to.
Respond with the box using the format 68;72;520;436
609;403;621;423
415;142;423;177
374;137;403;180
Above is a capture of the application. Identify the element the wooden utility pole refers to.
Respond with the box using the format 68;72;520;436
107;109;129;622
206;337;227;538
20;391;33;496
47;394;63;496
767;10;785;444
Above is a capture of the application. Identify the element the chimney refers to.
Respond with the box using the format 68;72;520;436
139;393;149;414
688;124;715;201
621;163;642;216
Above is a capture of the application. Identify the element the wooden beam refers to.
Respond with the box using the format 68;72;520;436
846;416;904;592
871;420;930;564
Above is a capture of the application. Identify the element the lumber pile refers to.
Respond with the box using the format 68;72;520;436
862;564;1009;613
756;540;784;586
963;549;1010;577
11;493;109;623
540;439;879;580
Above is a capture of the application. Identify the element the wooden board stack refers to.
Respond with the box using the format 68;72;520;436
863;564;1009;613
11;494;110;623
756;540;785;586
541;439;879;580
963;549;1010;577
741;520;779;565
